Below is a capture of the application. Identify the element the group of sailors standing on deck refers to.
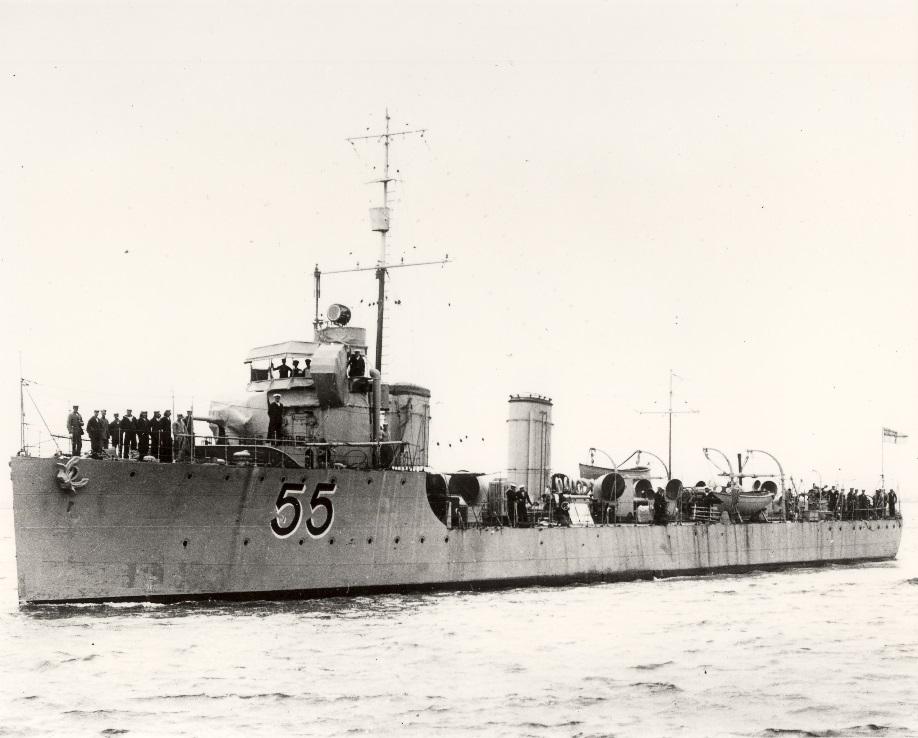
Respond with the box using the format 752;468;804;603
66;405;195;463
269;358;310;378
505;485;535;526
266;350;365;381
785;485;899;520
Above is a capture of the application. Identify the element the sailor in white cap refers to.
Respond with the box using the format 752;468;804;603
267;393;284;443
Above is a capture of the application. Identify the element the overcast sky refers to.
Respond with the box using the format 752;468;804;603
1;1;916;499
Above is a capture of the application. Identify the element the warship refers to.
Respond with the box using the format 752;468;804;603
10;116;903;605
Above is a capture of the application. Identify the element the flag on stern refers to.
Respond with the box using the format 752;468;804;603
882;427;908;444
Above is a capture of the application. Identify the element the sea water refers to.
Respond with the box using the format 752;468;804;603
1;505;916;737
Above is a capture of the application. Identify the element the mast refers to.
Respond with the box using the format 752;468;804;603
346;109;428;376
19;352;27;456
639;369;699;478
376;110;390;375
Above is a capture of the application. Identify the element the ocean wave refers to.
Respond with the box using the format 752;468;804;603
629;681;682;692
139;691;300;702
631;661;674;670
62;653;98;663
762;725;903;737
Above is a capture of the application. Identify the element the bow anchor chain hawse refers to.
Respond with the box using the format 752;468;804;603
55;456;88;493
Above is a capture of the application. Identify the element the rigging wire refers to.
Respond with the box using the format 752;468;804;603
25;385;61;454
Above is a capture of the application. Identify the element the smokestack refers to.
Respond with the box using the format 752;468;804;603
506;394;553;496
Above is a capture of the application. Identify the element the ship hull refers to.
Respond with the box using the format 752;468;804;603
11;457;903;604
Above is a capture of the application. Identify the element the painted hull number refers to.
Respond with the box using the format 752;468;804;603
271;482;336;540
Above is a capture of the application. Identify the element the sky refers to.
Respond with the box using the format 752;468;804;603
1;0;916;501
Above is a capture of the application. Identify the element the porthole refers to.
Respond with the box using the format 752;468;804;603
186;473;193;480
401;479;406;485
280;476;286;482
129;471;136;478
444;536;449;543
224;474;230;481
243;538;249;546
329;538;335;545
394;536;400;544
182;540;188;548
298;539;304;545
367;478;373;485
367;537;373;544
259;476;265;482
420;537;425;544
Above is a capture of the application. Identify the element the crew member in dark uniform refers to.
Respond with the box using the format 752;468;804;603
505;484;517;526
347;350;366;378
86;410;102;457
272;358;292;378
516;485;532;527
653;488;668;524
292;360;305;377
267;393;284;442
159;410;173;463
109;413;121;456
150;410;162;460
120;410;136;459
888;489;898;518
136;411;151;458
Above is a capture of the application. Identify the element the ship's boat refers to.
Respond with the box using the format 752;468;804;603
712;490;775;517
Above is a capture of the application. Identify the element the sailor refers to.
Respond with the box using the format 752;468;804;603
159;410;173;463
136;411;151;458
857;490;869;520
272;358;292;379
184;410;194;461
87;410;102;457
653;488;668;525
100;410;110;450
516;486;532;527
267;393;284;442
150;411;162;460
506;484;518;526
173;414;185;462
888;489;898;518
291;359;305;377
66;405;84;456
109;413;121;456
120;409;136;459
347;350;366;378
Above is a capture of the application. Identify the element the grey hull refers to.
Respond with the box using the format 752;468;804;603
11;457;903;604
